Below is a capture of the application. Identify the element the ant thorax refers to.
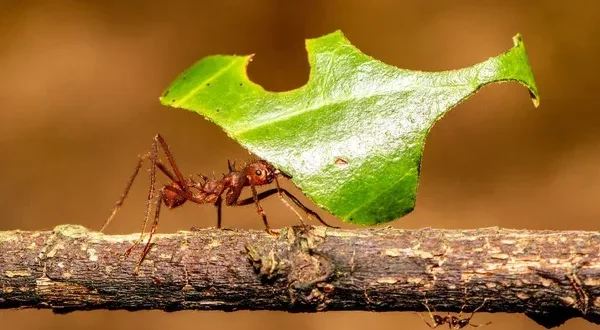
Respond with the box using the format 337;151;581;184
200;176;228;195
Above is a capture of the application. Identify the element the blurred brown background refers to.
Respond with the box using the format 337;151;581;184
0;0;598;329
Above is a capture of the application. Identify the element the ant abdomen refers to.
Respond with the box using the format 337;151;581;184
163;182;187;208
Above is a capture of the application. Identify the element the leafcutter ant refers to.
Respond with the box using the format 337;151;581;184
100;134;338;269
417;290;491;329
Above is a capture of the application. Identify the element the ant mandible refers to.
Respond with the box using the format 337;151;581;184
100;134;338;269
417;291;491;329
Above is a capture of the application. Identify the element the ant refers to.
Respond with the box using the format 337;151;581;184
416;290;491;329
100;134;338;270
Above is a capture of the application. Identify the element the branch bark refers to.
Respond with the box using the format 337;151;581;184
0;224;599;328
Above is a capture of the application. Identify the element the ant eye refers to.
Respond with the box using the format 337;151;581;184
255;170;262;176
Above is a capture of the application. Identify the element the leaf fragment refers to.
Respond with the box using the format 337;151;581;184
160;30;539;225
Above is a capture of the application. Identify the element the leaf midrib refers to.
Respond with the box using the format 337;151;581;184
234;83;466;136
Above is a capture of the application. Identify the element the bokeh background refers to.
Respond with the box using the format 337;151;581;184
1;0;598;329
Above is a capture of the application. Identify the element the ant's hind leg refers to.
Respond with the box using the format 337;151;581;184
117;137;182;258
101;153;145;233
134;189;164;273
107;137;159;259
104;160;179;234
415;312;437;329
123;159;182;258
154;134;193;191
422;297;439;326
102;135;182;234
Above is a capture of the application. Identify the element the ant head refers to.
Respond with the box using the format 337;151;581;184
432;315;444;326
245;160;279;185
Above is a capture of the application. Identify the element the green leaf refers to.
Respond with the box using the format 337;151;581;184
159;30;539;226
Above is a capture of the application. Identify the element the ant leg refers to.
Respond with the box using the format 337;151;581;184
156;161;178;182
154;134;187;185
134;189;164;273
469;322;492;328
273;172;337;228
122;161;187;257
415;313;437;329
103;157;177;234
417;297;439;329
228;188;279;233
278;188;339;228
470;298;489;314
128;134;193;252
250;185;278;236
152;134;197;193
102;135;181;234
234;189;303;228
273;177;306;226
215;196;223;229
124;138;159;257
101;153;145;233
235;188;339;229
235;189;279;204
466;298;491;328
458;288;469;319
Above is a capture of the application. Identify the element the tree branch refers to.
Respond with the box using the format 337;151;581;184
0;224;599;328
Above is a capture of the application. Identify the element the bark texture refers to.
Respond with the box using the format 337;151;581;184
1;224;599;328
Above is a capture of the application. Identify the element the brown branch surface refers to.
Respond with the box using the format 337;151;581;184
1;224;599;328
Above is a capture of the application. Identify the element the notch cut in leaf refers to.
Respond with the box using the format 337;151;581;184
159;31;540;225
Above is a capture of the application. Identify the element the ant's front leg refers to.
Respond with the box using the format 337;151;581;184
278;188;339;229
224;180;279;236
235;188;339;229
249;185;280;236
234;187;300;234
